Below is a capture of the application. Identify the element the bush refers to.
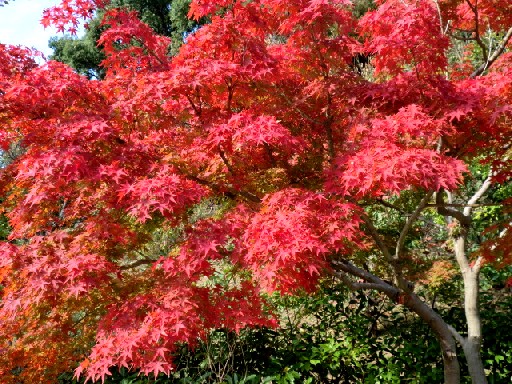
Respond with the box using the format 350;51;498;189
60;267;511;383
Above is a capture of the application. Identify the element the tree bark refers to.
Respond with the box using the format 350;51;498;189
402;290;461;384
333;259;462;384
437;184;490;384
454;233;488;384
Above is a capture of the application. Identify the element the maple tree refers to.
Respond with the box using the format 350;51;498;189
0;0;511;383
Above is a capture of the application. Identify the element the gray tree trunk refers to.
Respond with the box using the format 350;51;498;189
402;291;461;384
453;232;488;384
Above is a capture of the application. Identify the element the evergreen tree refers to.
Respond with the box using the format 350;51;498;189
49;0;199;79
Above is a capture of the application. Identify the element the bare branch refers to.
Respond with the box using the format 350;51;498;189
447;324;467;346
120;259;155;270
396;191;433;260
473;255;484;274
426;203;503;208
376;198;406;213
471;27;512;77
334;271;396;294
436;190;471;227
464;174;493;216
348;198;393;261
433;0;447;35
58;199;68;221
464;0;489;62
332;260;383;284
332;260;400;300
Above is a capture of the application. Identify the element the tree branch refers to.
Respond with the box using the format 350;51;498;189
396;191;433;260
436;190;471;227
426;203;503;208
218;145;236;175
134;37;169;69
191;174;261;203
433;0;449;35
348;199;393;261
226;77;234;112
324;91;335;162
472;255;484;274
120;259;155;270
331;259;400;300
186;94;201;116
58;199;68;221
471;27;512;77
464;174;493;216
376;198;406;214
464;0;488;62
447;323;467;346
334;271;397;295
275;88;323;125
173;165;262;203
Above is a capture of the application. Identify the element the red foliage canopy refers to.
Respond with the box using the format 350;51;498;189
0;0;511;382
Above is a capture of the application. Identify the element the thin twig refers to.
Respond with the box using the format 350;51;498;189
347;198;393;260
276;88;323;125
396;191;433;260
376;198;406;214
464;0;489;62
120;259;155;270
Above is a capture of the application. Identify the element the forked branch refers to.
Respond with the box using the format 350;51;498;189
464;174;493;216
332;259;400;300
396;191;433;260
471;27;512;77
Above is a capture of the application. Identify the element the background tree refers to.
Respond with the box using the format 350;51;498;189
48;0;200;78
0;1;511;383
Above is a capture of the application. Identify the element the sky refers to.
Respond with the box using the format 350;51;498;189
0;0;80;58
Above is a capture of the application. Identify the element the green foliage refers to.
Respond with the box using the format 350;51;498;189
0;214;9;241
260;284;445;383
351;0;376;19
109;0;175;35
168;0;201;54
58;270;511;383
474;266;512;383
49;16;106;79
49;0;201;78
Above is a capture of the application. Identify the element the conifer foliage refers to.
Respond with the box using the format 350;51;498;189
0;0;511;383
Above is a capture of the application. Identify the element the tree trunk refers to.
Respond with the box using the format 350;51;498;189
443;348;462;384
461;267;487;384
402;291;461;384
454;233;488;384
463;337;487;384
334;260;463;384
